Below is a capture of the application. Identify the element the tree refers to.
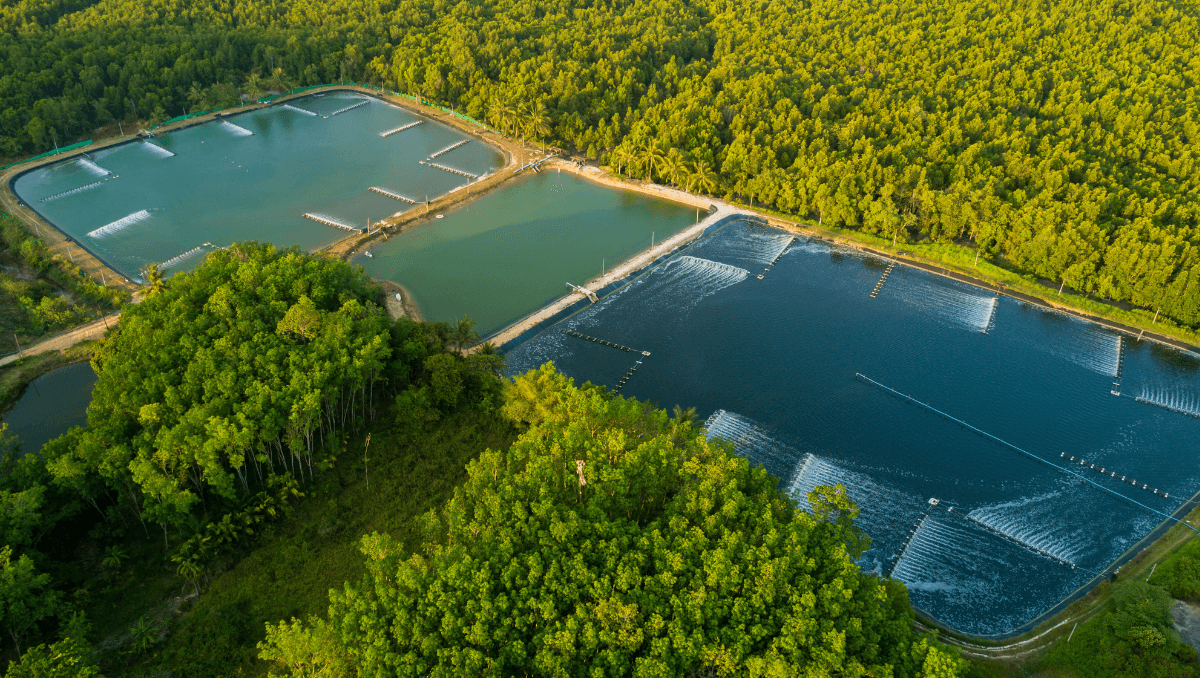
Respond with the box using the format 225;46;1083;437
3;636;100;678
449;314;478;354
304;364;964;677
0;547;60;655
690;159;718;195
139;263;165;296
639;144;665;182
258;617;349;678
244;72;263;102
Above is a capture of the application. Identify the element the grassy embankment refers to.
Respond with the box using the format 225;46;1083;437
87;405;515;678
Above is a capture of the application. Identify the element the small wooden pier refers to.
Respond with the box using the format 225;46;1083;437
380;121;422;137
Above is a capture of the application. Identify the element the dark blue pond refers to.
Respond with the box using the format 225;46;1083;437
504;219;1200;635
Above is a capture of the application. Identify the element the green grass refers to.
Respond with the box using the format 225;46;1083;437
92;406;516;677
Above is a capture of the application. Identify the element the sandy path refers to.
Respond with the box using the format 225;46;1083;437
0;313;118;367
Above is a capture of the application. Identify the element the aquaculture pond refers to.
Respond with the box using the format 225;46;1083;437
12;91;504;279
2;361;95;455
354;171;697;335
504;218;1200;635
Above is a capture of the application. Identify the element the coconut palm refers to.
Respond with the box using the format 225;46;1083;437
140;263;166;296
690;159;718;195
243;72;263;102
610;146;633;177
526;101;552;152
451;315;479;354
640;145;665;181
662;149;687;187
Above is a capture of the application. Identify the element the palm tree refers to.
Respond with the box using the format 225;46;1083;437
527;101;552;152
243;72;263;102
691;159;718;195
140;263;166;296
266;67;291;94
187;82;205;113
640;145;665;182
610;146;633;177
451;315;479;354
662;149;686;187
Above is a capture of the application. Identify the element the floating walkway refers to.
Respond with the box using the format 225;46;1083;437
757;236;796;279
612;359;643;394
329;99;369;117
282;103;318;117
1059;452;1168;498
302;213;360;233
380;121;422;137
368;187;417;204
952;508;1076;569
561;330;649;354
870;261;895;298
40;180;105;202
420;160;477;179
429;139;468;159
855;372;1199;534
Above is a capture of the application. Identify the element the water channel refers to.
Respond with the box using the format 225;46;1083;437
504;218;1200;634
13;91;503;279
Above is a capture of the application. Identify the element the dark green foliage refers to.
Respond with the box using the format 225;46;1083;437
1149;540;1200;603
261;364;966;677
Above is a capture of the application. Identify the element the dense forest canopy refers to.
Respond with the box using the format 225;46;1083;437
3;0;1199;326
3;0;1199;524
258;364;966;677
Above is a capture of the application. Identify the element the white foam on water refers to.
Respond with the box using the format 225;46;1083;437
141;141;175;158
40;180;104;202
1014;307;1122;377
219;121;254;137
77;158;111;177
1135;385;1200;419
635;255;749;312
890;514;1015;606
889;275;998;333
282;103;318;117
705;410;804;480
966;492;1087;566
87;209;151;239
715;229;796;265
159;243;215;270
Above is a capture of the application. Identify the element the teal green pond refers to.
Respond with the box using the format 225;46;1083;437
12;91;504;279
352;171;696;335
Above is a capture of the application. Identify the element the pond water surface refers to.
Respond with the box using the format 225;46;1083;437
354;171;696;335
504;218;1200;634
14;91;503;279
2;361;95;455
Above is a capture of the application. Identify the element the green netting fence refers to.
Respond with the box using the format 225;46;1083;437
1;139;94;172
